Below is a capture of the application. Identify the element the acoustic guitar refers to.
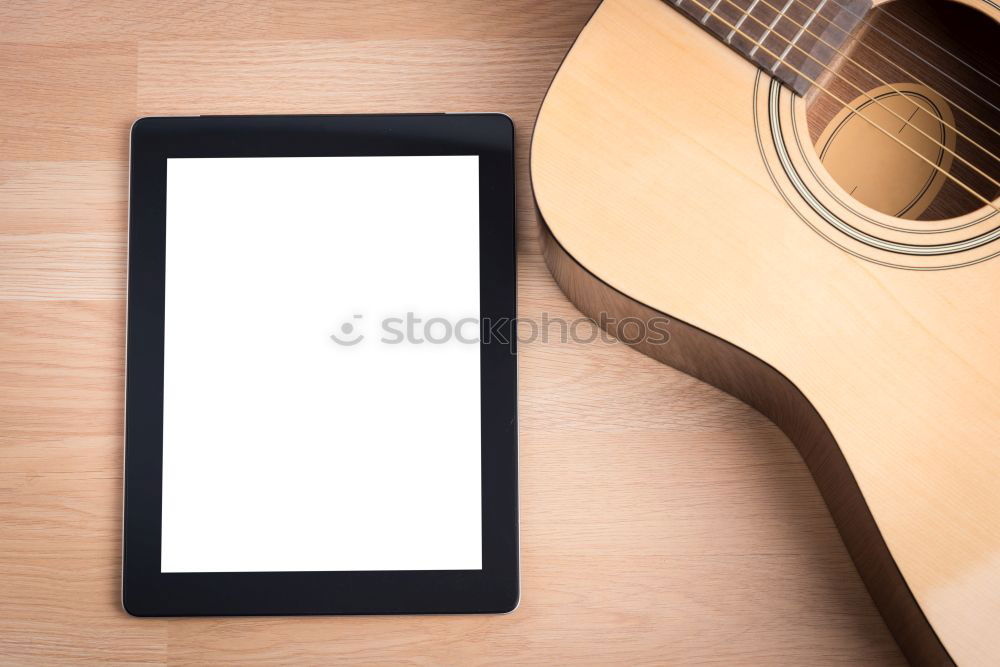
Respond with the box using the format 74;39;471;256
530;0;999;663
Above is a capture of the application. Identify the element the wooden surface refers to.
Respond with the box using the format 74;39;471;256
0;1;903;663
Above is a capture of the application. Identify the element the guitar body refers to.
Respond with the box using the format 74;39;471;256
531;0;1000;663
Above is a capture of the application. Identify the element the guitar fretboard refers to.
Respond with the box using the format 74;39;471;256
668;0;872;96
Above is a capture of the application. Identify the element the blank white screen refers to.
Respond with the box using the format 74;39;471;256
160;155;482;573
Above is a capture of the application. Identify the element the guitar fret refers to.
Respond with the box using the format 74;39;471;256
748;0;796;57
771;0;827;71
701;0;725;25
664;0;872;96
725;0;760;44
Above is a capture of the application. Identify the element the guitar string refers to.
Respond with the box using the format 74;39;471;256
673;0;1000;212
823;0;1000;114
840;0;1000;91
747;0;1000;165
786;0;1000;142
724;0;1000;187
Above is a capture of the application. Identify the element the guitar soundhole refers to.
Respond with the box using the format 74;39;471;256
803;0;1000;221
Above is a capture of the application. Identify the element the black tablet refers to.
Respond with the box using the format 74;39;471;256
123;114;517;616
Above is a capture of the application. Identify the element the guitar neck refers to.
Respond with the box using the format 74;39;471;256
667;0;872;96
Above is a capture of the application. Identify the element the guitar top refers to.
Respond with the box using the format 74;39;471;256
531;0;1000;663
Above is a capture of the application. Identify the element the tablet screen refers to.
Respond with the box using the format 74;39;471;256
160;155;482;573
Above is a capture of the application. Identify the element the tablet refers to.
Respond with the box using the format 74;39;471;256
123;114;517;616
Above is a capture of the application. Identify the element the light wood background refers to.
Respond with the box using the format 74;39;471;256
0;1;904;663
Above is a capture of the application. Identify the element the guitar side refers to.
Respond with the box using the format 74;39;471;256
530;0;1000;664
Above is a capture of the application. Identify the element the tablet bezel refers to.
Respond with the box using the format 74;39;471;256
123;114;517;616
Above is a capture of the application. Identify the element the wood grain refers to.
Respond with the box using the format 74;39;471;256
1;1;902;663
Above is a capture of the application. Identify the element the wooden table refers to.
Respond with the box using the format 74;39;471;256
0;1;904;663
